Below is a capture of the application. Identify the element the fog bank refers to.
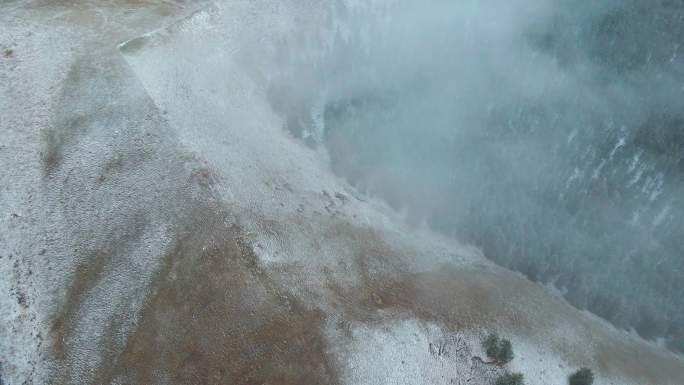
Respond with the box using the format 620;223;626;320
263;0;684;352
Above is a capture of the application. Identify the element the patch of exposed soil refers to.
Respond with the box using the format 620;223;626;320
87;203;341;385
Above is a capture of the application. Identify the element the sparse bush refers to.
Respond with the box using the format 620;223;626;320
568;368;594;385
482;333;514;365
495;372;524;385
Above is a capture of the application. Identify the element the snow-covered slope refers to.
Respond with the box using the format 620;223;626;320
1;1;682;384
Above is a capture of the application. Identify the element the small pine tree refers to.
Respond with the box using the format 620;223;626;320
498;339;514;364
484;333;500;358
568;368;594;385
482;333;514;365
495;372;524;385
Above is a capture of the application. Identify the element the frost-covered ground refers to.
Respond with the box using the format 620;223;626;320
1;1;683;384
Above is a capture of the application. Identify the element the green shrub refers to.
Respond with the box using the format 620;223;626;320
482;333;514;364
483;333;500;357
568;368;594;385
498;339;514;364
495;372;524;385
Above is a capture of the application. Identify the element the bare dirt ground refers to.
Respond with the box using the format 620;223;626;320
1;1;683;385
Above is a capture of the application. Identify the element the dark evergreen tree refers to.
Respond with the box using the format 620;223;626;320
495;372;524;385
569;368;594;385
482;333;514;365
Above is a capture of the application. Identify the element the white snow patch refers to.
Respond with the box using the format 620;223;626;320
332;319;490;385
591;159;606;180
608;136;625;160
